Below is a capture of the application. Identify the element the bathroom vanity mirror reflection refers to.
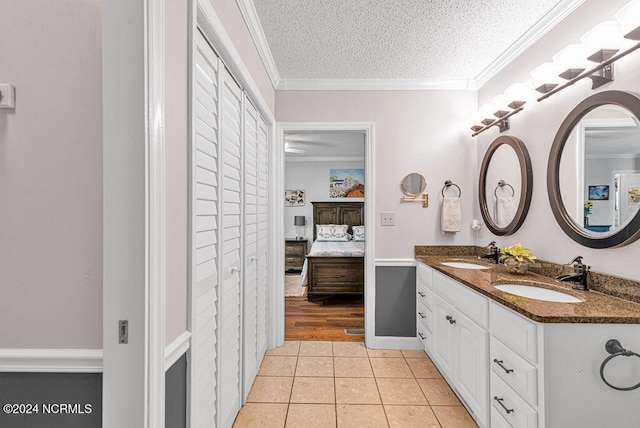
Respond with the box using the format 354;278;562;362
479;136;533;236
549;91;640;248
401;173;426;197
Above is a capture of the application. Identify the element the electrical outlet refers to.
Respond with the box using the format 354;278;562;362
381;211;395;226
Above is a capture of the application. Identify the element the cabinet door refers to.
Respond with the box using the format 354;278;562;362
242;97;259;400
454;310;489;427
255;116;269;362
219;65;243;428
432;294;455;376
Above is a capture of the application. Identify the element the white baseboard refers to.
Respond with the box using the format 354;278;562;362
165;331;191;370
0;349;103;373
368;336;422;350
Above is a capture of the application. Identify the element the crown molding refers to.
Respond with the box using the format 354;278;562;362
277;78;473;91
474;0;585;89
236;0;281;89
285;156;365;162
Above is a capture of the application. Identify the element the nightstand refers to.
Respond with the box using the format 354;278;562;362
285;239;308;271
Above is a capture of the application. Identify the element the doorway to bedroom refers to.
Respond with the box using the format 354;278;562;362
283;129;366;341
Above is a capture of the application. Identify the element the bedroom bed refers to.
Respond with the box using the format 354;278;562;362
302;201;364;301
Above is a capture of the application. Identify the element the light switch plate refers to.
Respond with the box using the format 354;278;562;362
381;211;395;226
0;84;16;109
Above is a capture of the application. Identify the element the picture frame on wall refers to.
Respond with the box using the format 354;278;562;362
628;186;640;204
285;189;305;206
588;185;609;200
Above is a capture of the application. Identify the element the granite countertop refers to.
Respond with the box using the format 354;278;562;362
416;254;640;324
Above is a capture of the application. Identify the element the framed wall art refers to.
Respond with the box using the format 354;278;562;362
285;189;305;206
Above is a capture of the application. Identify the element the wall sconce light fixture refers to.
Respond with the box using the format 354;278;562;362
470;0;640;137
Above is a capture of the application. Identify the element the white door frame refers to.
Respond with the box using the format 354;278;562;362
102;0;166;426
274;122;376;346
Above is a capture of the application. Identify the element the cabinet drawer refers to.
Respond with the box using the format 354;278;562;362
491;406;515;428
490;337;537;406
490;302;538;363
417;301;432;332
417;262;433;289
434;271;488;328
417;282;432;310
491;375;537;428
285;256;304;269
417;322;432;353
285;244;306;256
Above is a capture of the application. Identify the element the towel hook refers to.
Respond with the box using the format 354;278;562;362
494;180;515;197
441;180;461;198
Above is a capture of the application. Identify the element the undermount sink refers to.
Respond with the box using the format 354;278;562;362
440;261;489;270
494;284;583;303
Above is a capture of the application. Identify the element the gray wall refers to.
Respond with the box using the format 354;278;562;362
0;373;102;428
375;266;416;337
165;354;187;428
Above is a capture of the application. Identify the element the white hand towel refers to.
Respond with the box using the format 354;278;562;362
495;196;517;227
441;197;461;233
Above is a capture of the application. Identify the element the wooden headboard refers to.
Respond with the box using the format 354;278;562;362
311;201;364;241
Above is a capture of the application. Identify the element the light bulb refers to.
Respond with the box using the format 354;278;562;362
615;0;640;40
531;62;561;93
581;21;630;61
504;83;534;107
553;44;589;78
479;103;496;124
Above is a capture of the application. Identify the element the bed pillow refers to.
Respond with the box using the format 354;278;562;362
352;225;365;241
316;224;351;241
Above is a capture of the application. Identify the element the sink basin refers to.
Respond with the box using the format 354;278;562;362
494;284;582;303
440;261;489;270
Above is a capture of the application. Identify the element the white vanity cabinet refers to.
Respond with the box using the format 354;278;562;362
416;261;640;428
418;263;489;427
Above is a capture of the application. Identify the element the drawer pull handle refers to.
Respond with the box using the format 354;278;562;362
418;333;426;340
418;312;426;319
286;258;294;262
493;359;514;374
418;291;426;297
446;315;456;324
494;396;514;414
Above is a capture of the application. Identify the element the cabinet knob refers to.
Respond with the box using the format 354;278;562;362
418;312;426;319
418;291;426;297
230;266;240;274
445;315;456;324
493;359;514;374
249;256;257;262
493;396;514;414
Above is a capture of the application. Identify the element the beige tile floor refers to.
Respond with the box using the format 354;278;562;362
233;341;478;428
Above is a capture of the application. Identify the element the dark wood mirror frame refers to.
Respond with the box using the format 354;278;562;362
479;135;533;236
547;90;640;248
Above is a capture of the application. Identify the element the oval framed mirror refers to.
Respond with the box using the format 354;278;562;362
479;135;533;236
548;90;640;248
401;173;426;197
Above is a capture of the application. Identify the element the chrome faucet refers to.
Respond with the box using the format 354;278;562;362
556;256;590;291
478;241;500;264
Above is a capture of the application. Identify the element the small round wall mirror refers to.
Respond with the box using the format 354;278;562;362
479;136;533;236
548;90;640;248
401;173;426;197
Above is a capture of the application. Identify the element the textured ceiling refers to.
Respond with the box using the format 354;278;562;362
251;0;567;81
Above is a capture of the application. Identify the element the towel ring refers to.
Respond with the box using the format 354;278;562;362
600;339;640;391
442;180;461;198
494;180;515;198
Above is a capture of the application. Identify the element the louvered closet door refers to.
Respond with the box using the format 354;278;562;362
242;98;259;399
219;65;244;428
256;116;269;359
190;31;219;428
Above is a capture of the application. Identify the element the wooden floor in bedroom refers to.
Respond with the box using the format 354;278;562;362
285;296;365;342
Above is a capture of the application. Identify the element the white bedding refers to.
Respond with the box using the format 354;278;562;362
300;240;364;286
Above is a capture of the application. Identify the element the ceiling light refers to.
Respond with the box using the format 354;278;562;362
616;0;640;40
